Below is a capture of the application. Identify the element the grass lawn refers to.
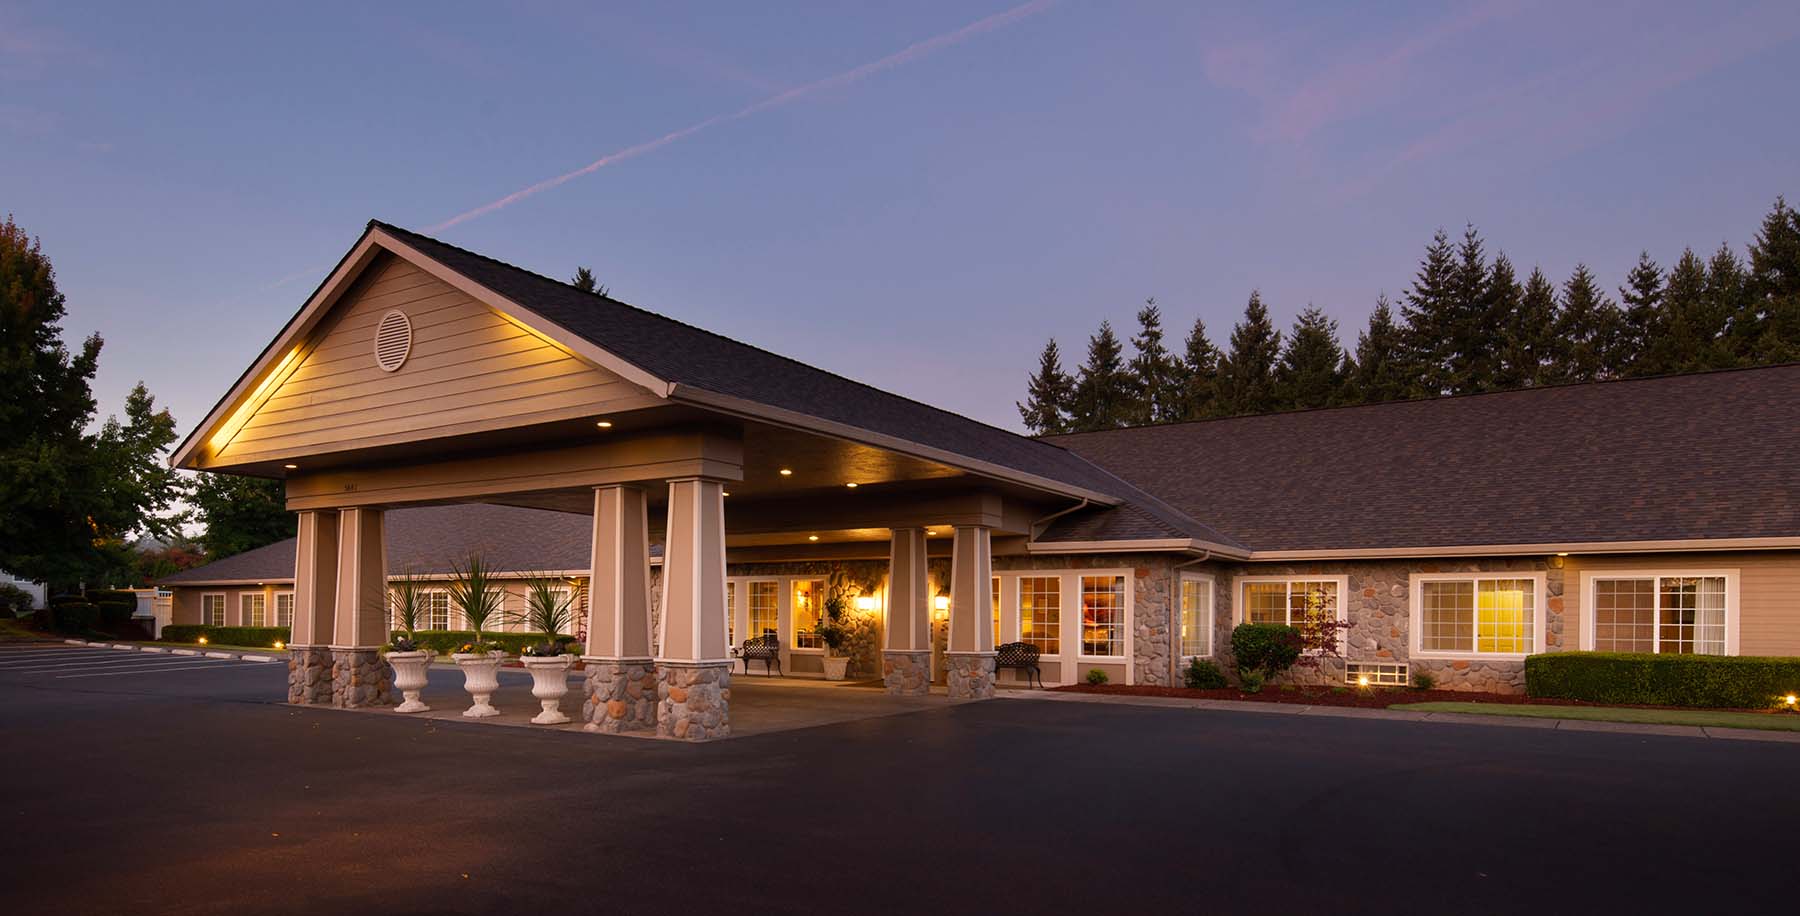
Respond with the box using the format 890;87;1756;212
0;617;44;642
143;640;284;655
1393;702;1800;732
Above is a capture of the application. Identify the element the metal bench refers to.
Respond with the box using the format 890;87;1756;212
994;641;1043;688
738;632;781;676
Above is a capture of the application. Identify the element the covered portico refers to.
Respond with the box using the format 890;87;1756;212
170;220;1133;740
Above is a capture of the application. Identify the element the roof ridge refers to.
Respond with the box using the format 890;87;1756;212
1042;362;1800;440
371;220;1085;465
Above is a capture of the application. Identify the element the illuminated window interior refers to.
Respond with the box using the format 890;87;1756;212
1019;576;1060;655
1594;575;1725;655
1080;575;1125;658
1421;578;1533;654
792;578;824;649
748;581;779;641
1180;577;1211;657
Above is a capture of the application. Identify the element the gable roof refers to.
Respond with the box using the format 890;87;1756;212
159;504;598;586
1045;365;1800;555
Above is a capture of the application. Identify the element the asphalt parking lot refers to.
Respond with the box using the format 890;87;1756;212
3;640;1798;915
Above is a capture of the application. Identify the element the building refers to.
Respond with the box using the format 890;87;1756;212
163;219;1800;739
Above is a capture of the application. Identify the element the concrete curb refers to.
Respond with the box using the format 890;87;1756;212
170;649;199;656
239;654;277;663
204;651;236;660
1000;689;1800;744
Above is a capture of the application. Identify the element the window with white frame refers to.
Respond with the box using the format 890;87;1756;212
1179;575;1212;658
421;589;451;631
726;581;736;648
1416;576;1537;655
747;580;779;640
1019;576;1060;655
202;593;225;627
1241;579;1340;628
991;576;1001;643
1592;574;1728;655
241;593;267;627
1079;575;1126;657
274;592;294;628
792;578;825;649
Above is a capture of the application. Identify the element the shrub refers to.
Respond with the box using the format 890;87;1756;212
0;583;37;614
1183;657;1229;689
1238;669;1266;693
1231;623;1302;679
1526;652;1800;709
161;625;290;647
1412;671;1436;691
1085;668;1109;686
402;630;580;658
95;600;136;628
87;589;138;605
51;602;99;633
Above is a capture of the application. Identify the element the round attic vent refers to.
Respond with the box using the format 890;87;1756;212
373;310;413;372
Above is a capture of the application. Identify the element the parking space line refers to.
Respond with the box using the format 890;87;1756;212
0;657;225;673
0;653;129;667
0;649;107;660
57;661;269;678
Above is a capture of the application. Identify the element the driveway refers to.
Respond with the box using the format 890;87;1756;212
2;642;1796;914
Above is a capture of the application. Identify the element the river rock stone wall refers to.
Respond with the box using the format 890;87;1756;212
882;649;931;695
329;648;393;708
582;658;658;733
656;661;731;741
945;652;996;699
286;646;333;704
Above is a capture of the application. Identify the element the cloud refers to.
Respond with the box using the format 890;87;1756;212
429;0;1057;231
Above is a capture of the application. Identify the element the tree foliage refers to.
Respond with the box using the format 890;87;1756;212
1017;197;1800;435
190;474;292;561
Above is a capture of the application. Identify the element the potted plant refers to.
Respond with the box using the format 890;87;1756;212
508;576;578;725
385;568;435;713
816;581;852;681
447;554;505;718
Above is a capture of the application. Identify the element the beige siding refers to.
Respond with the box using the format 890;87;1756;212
1564;551;1800;656
212;254;646;465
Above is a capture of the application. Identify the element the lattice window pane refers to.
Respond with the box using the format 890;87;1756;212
1019;576;1060;655
1346;662;1409;686
1594;578;1654;652
1245;582;1287;625
749;581;779;641
1180;578;1211;657
1695;576;1726;655
203;594;225;627
726;582;735;648
1080;575;1125;657
1476;579;1533;653
1421;581;1474;652
274;593;294;628
792;579;824;649
992;577;1001;643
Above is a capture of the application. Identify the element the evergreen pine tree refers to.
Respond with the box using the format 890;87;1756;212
1707;243;1752;367
1400;229;1460;397
1017;338;1076;435
1071;321;1131;431
1507;267;1560;385
1276;306;1346;410
1177;317;1221;420
571;266;609;296
1616;252;1664;376
1216;291;1282;416
1347;295;1410;404
1741;197;1800;363
1126;299;1183;424
1552;264;1624;382
1486;254;1526;388
1639;249;1713;375
1450;225;1496;392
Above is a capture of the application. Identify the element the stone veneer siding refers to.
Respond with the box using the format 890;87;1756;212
1206;557;1568;693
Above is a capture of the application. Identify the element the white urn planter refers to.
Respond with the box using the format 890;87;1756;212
521;654;575;724
822;654;851;682
453;652;503;718
388;650;434;713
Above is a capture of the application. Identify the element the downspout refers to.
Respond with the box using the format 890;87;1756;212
1029;497;1091;542
1170;550;1213;686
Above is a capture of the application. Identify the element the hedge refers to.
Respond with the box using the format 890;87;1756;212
161;625;290;647
51;603;99;633
1525;652;1800;709
96;600;136;627
398;630;581;657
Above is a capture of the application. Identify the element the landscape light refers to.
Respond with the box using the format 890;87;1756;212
197;636;209;645
273;641;285;650
1785;694;1798;707
1357;675;1371;688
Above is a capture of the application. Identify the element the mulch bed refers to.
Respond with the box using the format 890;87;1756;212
1051;683;1784;714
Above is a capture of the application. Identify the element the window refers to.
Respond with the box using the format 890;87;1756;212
726;581;736;648
991;576;1001;643
241;593;267;627
1019;576;1060;655
1080;575;1126;658
748;581;779;640
1417;576;1536;656
201;593;225;627
1241;579;1340;628
1345;662;1409;686
274;592;294;628
792;578;825;649
421;590;451;631
1179;576;1212;658
1592;574;1728;655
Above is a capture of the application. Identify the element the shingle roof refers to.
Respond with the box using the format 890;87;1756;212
371;221;1161;507
1045;365;1800;552
159;504;598;585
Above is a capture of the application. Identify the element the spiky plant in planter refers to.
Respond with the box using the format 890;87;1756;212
385;568;435;713
509;575;578;724
447;554;506;718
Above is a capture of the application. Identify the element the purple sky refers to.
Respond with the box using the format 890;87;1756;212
6;0;1797;437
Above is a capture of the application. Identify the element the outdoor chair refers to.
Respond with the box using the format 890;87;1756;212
994;641;1043;688
739;632;781;676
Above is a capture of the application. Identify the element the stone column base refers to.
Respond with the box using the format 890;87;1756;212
287;646;334;705
882;650;932;696
330;647;394;708
945;651;997;699
655;660;731;742
582;657;658;733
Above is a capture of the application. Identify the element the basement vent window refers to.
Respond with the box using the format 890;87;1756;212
373;310;413;372
1345;662;1409;687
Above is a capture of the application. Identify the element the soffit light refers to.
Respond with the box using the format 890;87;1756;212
845;482;858;488
283;463;298;470
779;468;793;476
808;535;820;542
595;420;613;429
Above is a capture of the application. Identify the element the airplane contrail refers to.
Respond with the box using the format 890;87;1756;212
428;0;1056;231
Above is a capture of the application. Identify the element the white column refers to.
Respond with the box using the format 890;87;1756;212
584;485;653;660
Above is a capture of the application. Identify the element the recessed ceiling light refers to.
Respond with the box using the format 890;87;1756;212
595;420;613;428
283;463;298;470
779;468;793;476
808;535;820;542
845;482;858;488
722;491;731;497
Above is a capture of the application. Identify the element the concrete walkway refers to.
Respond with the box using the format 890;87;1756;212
996;687;1800;744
